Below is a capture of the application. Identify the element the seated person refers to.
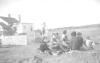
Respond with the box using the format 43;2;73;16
62;30;68;42
70;31;78;50
61;41;70;52
85;36;95;50
51;42;64;55
61;30;70;52
76;32;84;50
39;37;51;53
39;42;50;53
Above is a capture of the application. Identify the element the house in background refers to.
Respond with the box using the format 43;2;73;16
0;14;34;45
17;23;34;34
21;23;34;44
0;14;20;35
21;23;34;34
2;22;35;45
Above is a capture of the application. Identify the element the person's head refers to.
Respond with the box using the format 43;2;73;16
55;32;59;37
77;32;82;37
63;30;67;34
71;31;76;37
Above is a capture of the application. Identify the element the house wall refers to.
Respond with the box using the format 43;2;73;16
1;35;27;45
21;23;34;34
3;23;35;45
21;23;35;44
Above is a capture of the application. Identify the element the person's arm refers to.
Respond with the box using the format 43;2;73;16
92;41;95;46
83;39;86;46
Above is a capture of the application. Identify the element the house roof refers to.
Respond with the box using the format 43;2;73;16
0;16;19;24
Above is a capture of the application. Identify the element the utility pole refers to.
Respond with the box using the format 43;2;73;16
42;22;46;36
18;14;21;23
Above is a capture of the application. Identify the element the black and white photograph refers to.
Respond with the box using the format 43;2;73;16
0;0;100;63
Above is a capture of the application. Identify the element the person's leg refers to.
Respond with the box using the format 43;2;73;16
58;51;64;55
48;50;53;55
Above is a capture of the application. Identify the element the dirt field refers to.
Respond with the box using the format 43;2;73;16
0;42;100;63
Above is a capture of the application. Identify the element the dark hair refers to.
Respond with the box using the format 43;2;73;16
71;31;76;36
63;30;67;34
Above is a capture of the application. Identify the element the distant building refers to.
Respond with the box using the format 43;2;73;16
0;14;34;45
17;23;34;34
21;23;34;34
0;14;20;35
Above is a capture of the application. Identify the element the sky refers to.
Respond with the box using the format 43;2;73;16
0;0;100;29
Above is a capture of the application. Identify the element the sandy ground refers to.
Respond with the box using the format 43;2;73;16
0;42;100;63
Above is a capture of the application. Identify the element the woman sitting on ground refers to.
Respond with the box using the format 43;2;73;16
39;36;52;54
85;36;95;50
61;30;70;52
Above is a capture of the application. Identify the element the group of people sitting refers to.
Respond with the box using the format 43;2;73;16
38;30;95;56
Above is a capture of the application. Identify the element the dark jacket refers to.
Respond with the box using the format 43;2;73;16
77;36;84;50
70;37;78;50
70;36;84;50
39;43;50;52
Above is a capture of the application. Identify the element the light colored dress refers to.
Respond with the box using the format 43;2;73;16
85;39;95;49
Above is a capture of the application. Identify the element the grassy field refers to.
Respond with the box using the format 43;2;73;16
0;42;100;63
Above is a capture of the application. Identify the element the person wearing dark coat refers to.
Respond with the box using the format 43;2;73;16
39;42;49;52
70;31;78;50
76;32;84;50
